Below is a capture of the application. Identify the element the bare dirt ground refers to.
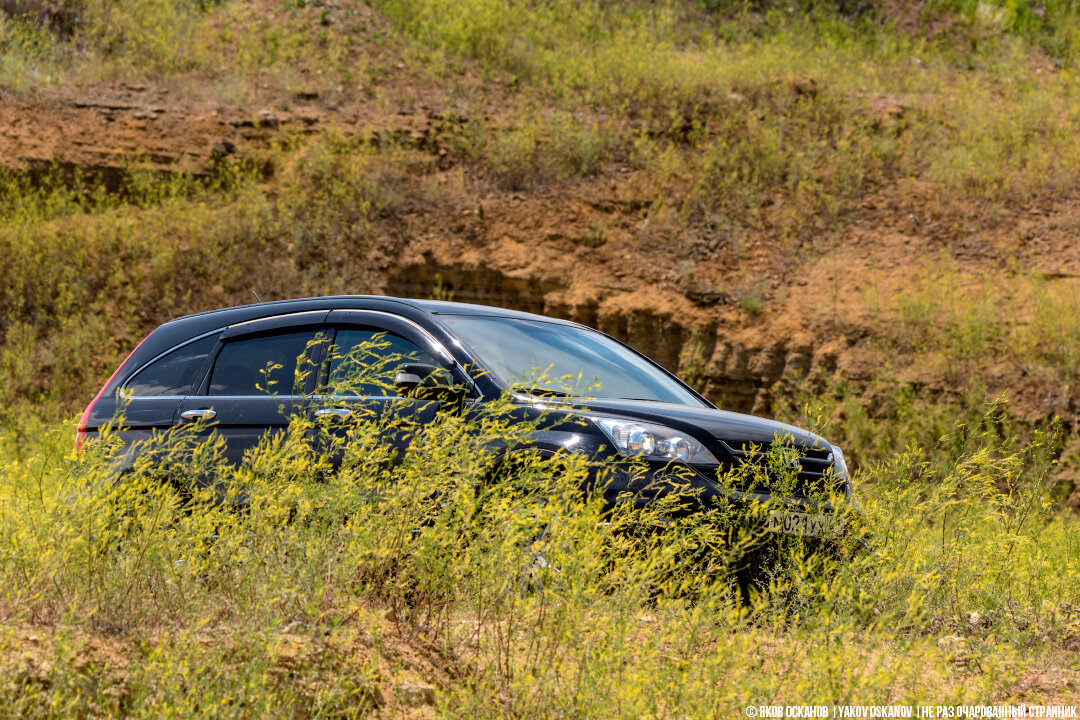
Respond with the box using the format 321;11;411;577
4;618;1078;710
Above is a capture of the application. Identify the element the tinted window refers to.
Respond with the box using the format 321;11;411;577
441;315;705;406
209;330;320;396
123;335;218;397
327;328;443;396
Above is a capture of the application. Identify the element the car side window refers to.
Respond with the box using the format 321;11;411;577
123;335;219;397
326;328;447;397
208;330;322;397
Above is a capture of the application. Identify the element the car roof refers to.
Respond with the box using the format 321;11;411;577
170;295;577;327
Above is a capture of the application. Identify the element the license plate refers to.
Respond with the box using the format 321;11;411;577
766;509;840;538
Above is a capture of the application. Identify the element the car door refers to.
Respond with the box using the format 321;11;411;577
311;310;473;469
175;311;329;466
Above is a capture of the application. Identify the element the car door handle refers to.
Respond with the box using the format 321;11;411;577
180;409;217;421
314;408;352;418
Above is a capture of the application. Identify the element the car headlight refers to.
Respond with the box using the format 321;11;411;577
829;444;849;478
590;416;719;465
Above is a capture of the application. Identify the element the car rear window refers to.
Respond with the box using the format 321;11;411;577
122;335;218;397
208;330;321;396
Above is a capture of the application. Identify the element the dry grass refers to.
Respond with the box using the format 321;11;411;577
0;397;1076;716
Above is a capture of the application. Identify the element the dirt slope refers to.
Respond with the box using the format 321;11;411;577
5;68;1080;428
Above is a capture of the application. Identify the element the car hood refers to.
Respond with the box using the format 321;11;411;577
518;394;830;456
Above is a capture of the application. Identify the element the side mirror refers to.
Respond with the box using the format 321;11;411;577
394;363;439;393
394;363;468;409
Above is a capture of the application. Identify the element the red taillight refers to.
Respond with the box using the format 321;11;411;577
76;333;152;453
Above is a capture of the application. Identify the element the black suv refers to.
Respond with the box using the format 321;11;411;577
77;296;850;536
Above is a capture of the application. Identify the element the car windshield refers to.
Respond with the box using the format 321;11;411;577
440;315;706;407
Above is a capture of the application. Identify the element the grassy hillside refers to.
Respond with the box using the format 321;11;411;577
2;0;1080;714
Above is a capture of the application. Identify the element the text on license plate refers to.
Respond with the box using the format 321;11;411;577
766;510;840;538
